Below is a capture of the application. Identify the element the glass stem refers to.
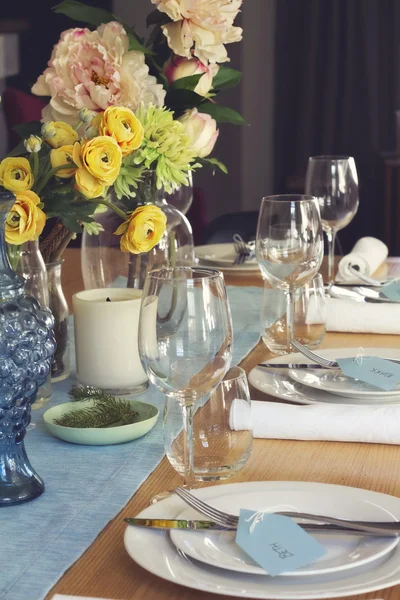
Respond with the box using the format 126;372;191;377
285;288;295;350
182;399;195;489
326;229;337;283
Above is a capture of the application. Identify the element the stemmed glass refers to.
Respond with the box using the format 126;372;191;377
138;267;233;491
305;156;359;282
255;195;323;352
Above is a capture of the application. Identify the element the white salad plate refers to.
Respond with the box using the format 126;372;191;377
195;243;259;271
170;488;398;577
248;349;400;405
124;481;400;599
288;348;400;400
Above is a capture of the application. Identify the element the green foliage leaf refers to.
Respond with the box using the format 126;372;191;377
13;121;42;139
170;74;203;92
7;140;27;157
199;103;247;126
212;66;242;90
53;0;152;54
53;1;117;27
146;9;170;28
165;89;205;116
199;157;228;174
43;191;96;233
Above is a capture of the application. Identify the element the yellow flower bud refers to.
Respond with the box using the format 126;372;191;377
74;168;105;199
100;106;144;156
81;136;122;185
50;145;77;178
0;157;34;193
115;205;167;254
43;121;78;149
24;135;42;153
5;190;46;245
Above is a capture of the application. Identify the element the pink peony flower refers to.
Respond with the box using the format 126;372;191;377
178;108;219;158
163;56;218;96
32;22;166;123
152;0;243;64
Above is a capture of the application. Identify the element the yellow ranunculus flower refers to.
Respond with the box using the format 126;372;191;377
50;145;77;178
43;121;78;149
81;136;122;186
0;157;34;193
100;106;144;156
74;167;105;199
115;205;167;254
5;190;46;245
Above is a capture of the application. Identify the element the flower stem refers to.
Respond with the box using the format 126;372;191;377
34;164;72;197
95;199;127;221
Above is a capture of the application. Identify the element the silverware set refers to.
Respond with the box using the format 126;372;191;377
126;486;400;537
232;234;255;265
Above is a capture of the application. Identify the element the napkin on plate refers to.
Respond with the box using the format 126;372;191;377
230;400;400;444
336;237;388;284
307;296;400;334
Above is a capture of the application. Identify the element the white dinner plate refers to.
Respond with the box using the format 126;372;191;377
288;348;400;400
195;243;260;271
124;481;400;599
170;489;398;577
248;349;400;405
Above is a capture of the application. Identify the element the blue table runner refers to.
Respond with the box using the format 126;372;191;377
0;285;262;600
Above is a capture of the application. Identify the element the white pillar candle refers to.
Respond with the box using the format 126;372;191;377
72;288;148;393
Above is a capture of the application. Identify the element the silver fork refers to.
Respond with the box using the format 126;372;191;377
349;266;391;287
290;339;337;368
175;487;400;535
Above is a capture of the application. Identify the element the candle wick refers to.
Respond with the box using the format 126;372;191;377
106;297;111;302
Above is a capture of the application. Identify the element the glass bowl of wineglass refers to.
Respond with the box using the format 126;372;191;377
255;195;323;353
305;156;359;282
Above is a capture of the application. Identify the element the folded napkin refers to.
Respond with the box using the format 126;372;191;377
230;400;400;444
307;297;400;334
336;237;388;283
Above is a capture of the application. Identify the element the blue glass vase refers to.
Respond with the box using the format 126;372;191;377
0;191;55;505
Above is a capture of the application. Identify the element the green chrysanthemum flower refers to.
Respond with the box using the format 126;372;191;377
133;104;198;194
114;156;144;200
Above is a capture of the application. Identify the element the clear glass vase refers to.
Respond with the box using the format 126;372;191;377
81;171;195;290
46;261;70;382
0;191;56;505
15;240;51;407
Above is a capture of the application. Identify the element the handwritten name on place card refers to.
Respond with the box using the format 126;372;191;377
337;356;400;391
235;510;326;576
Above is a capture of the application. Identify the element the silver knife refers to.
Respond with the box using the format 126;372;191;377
258;359;400;370
124;518;398;536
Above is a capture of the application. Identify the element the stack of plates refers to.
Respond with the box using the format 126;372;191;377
195;243;260;273
249;347;400;405
124;481;400;598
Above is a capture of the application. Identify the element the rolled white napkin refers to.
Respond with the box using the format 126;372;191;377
307;296;400;334
230;400;400;444
336;237;388;283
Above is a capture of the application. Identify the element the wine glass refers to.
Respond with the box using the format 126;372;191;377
138;267;233;491
255;195;323;353
305;156;359;282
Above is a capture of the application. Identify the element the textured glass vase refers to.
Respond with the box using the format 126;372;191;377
81;171;195;290
15;239;51;406
0;191;55;505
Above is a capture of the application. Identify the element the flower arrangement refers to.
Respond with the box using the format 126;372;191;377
0;0;244;263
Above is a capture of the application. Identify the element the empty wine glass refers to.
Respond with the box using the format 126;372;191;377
138;267;233;492
256;195;323;352
305;156;359;282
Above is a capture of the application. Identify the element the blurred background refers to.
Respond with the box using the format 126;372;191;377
1;0;400;253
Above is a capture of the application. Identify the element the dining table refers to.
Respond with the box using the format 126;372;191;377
46;249;400;600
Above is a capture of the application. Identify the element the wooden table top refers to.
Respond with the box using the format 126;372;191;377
49;250;400;600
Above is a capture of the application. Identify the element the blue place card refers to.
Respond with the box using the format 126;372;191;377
381;280;400;302
337;356;400;391
235;509;326;576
